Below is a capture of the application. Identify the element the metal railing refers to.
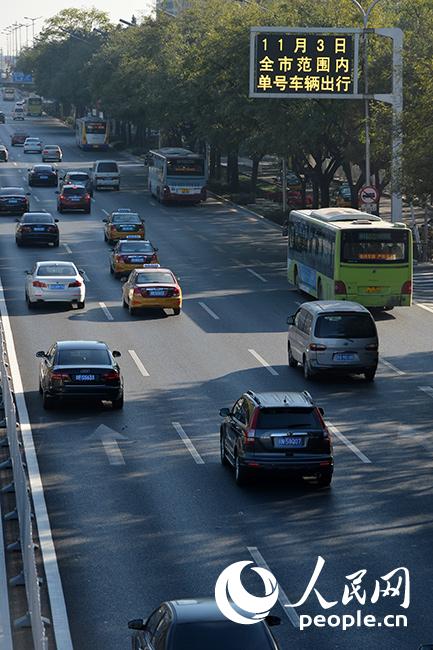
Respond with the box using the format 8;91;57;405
0;321;49;649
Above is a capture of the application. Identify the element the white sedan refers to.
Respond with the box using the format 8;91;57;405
23;137;43;154
25;261;86;309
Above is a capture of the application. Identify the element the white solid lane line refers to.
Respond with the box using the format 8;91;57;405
248;349;279;376
198;302;220;320
128;349;150;377
63;244;72;254
99;301;114;321
172;422;205;465
102;208;109;215
214;245;224;254
379;358;406;376
0;276;73;648
247;546;300;628
34;195;40;202
247;268;267;283
326;422;371;464
418;386;433;399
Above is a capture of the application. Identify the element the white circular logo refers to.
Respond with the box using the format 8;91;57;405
215;561;279;625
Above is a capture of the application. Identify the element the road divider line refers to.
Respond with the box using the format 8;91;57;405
99;302;114;321
247;268;267;283
102;208;109;215
248;349;279;376
327;422;371;464
214;245;224;253
418;386;433;399
128;349;150;377
0;273;73;648
63;244;72;254
196;233;207;241
247;546;300;628
380;358;405;376
172;422;205;464
416;302;433;315
198;302;220;320
34;195;40;202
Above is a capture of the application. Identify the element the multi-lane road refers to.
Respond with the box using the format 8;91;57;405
0;101;433;650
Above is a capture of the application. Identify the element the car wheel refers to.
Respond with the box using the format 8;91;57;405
128;304;137;316
173;307;181;316
303;356;315;380
53;239;59;248
316;471;333;488
110;264;114;275
77;301;85;309
112;394;124;410
234;454;249;486
16;239;22;247
288;344;297;368
294;267;300;291
26;293;34;310
364;368;376;382
317;280;323;300
85;208;91;214
42;392;54;410
38;380;43;396
58;206;63;213
220;434;229;467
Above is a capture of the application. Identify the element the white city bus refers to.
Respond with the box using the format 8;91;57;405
2;87;15;101
147;147;207;204
75;116;109;150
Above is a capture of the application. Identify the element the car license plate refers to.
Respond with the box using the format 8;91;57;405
75;374;95;381
126;235;140;239
274;436;303;448
180;188;189;193
33;227;45;232
149;289;165;296
130;256;144;263
9;199;18;204
40;176;48;180
366;286;380;293
50;284;65;290
70;197;80;201
333;353;356;361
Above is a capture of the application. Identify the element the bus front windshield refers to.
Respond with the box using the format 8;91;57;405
341;229;408;264
166;158;204;177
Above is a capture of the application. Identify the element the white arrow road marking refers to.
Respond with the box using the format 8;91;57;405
247;546;300;628
248;349;279;376
91;424;128;466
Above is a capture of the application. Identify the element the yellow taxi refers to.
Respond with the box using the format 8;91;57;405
103;211;145;244
121;265;182;316
110;240;159;278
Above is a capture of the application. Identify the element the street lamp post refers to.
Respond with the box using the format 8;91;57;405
23;16;42;44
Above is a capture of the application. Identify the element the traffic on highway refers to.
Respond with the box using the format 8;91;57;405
0;91;432;650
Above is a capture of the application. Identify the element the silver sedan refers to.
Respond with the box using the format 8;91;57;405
25;261;86;309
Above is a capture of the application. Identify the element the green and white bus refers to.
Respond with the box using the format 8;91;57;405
287;208;412;308
25;95;43;117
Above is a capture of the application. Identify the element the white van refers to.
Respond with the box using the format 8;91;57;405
92;160;120;191
12;106;25;121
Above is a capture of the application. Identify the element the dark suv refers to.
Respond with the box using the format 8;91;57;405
219;391;333;487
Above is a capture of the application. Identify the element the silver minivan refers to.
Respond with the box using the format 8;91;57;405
92;160;120;191
287;301;378;381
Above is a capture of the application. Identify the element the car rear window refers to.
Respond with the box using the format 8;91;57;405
257;407;320;429
171;621;271;650
136;272;174;284
22;214;54;223
112;214;140;224
68;174;88;181
63;187;86;196
0;188;25;196
37;265;76;277
315;313;377;339
57;349;110;365
45;146;58;150
97;162;118;173
119;242;153;253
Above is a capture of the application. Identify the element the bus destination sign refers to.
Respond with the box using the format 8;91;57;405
250;29;359;99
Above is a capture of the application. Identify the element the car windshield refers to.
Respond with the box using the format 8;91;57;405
315;313;377;339
97;162;118;172
257;408;320;429
37;265;76;277
63;187;86;196
57;349;111;365
112;214;140;224
119;242;153;253
22;214;54;223
171;621;272;649
136;272;174;284
341;229;408;264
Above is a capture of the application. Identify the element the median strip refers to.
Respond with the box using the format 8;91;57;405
172;422;205;464
248;349;279;376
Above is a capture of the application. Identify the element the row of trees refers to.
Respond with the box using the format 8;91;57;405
17;0;433;207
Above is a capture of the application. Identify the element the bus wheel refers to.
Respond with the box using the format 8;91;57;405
317;280;323;300
294;268;300;290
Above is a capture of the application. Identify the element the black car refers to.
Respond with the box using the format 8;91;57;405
59;170;93;196
28;164;58;187
219;390;333;486
0;112;5;124
15;212;59;247
36;340;123;410
0;187;30;215
0;145;8;162
128;598;280;650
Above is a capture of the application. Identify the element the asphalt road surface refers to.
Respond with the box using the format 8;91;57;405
0;102;432;650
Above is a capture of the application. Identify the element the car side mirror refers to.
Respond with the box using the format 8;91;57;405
35;351;46;358
27;168;30;171
55;190;59;194
287;315;295;325
112;350;121;358
78;269;85;274
102;219;107;222
219;408;230;417
318;407;325;416
120;277;127;284
265;615;281;627
54;218;59;223
24;270;30;274
128;619;146;631
154;247;159;252
26;192;31;196
15;218;20;222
